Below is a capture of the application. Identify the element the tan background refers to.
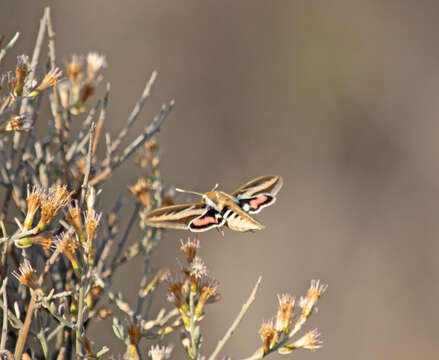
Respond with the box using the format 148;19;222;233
1;0;439;359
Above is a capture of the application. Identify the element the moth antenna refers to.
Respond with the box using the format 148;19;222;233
211;183;219;191
175;188;204;197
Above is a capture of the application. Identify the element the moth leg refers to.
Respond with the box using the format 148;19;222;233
216;227;225;237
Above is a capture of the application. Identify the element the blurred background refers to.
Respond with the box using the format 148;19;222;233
1;0;439;359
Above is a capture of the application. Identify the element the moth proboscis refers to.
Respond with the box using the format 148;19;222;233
146;175;283;232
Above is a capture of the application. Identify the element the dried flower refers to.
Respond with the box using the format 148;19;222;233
280;329;323;354
37;184;73;231
299;280;327;319
180;238;199;264
15;54;30;95
12;259;37;290
86;52;106;80
127;323;142;346
32;232;54;256
275;293;295;333
24;185;45;229
82;336;94;357
189;256;207;280
79;82;94;105
86;186;96;215
0;115;33;132
167;276;187;311
65;200;84;239
148;345;173;360
129;178;152;209
84;210;102;243
66;54;84;84
259;320;279;354
53;232;81;274
36;67;62;91
195;277;218;318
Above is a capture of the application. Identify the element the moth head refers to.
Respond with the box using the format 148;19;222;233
176;184;221;210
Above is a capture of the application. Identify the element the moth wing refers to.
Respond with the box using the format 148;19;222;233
188;208;226;232
231;176;283;214
146;203;206;230
232;176;283;198
224;206;265;232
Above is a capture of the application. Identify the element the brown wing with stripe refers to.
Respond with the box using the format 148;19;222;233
232;176;283;198
224;205;265;232
146;203;206;230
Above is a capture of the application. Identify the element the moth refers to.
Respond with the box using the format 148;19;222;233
146;176;283;232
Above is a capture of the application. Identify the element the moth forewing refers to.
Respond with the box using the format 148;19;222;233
146;203;205;230
232;176;283;198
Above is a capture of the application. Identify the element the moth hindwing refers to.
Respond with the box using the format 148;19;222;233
145;176;283;232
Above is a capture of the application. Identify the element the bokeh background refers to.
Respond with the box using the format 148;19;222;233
1;0;439;359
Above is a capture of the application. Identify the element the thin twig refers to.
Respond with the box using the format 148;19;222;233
80;122;96;205
109;71;158;153
46;6;71;187
14;291;37;360
92;83;110;156
0;278;8;350
90;100;174;186
0;32;20;64
110;202;140;268
209;276;262;360
66;101;100;161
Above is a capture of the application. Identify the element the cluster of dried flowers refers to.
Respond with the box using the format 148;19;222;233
0;7;327;360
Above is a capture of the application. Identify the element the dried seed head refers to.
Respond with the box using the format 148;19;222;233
300;280;327;318
291;328;323;351
0;115;33;132
65;200;83;236
12;259;37;290
86;186;96;214
86;52;106;80
15;54;30;92
82;336;94;357
259;320;279;354
180;238;199;264
24;185;45;229
38;184;73;229
79;82;95;104
32;232;54;256
84;210;102;243
275;293;295;333
195;277;219;317
167;276;185;309
148;344;173;360
37;67;62;91
127;323;142;345
66;54;84;84
189;256;207;280
53;232;80;270
129;178;152;209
